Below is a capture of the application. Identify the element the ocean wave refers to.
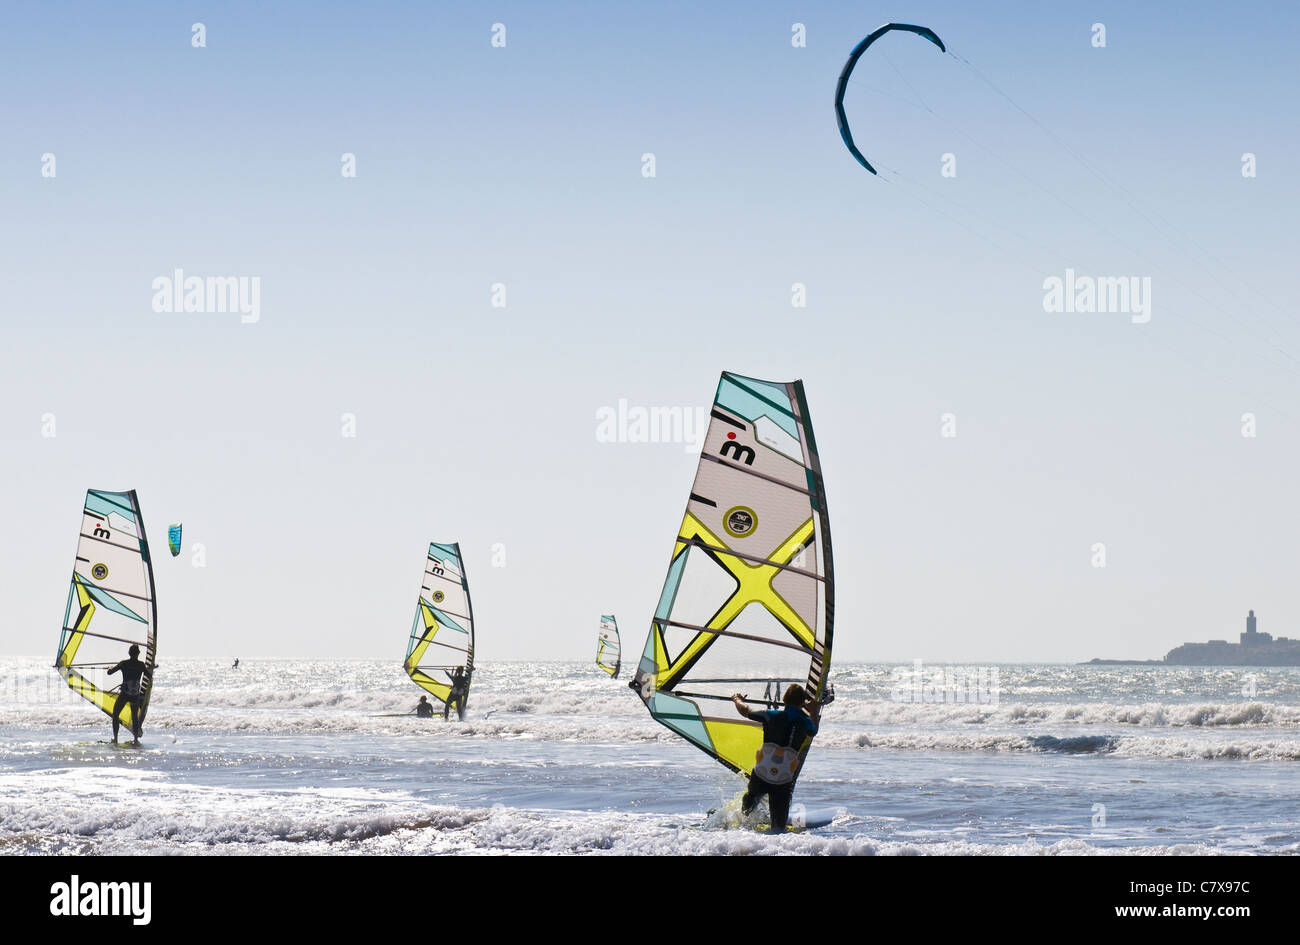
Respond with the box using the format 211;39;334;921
831;700;1299;728
5;698;1300;762
844;730;1300;761
7;687;1298;729
1025;735;1121;754
0;801;1247;856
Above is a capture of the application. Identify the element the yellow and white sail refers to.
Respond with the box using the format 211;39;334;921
55;489;158;730
403;543;475;713
631;373;834;778
596;615;621;678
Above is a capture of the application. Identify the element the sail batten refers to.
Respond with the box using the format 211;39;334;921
632;373;834;779
55;489;158;730
670;538;827;581
699;453;815;495
653;619;816;654
403;542;475;714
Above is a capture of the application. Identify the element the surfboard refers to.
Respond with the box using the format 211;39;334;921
704;804;840;832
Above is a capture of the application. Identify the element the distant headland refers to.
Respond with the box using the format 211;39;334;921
1086;610;1300;667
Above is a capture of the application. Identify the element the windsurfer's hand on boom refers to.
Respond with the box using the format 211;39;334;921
806;696;822;725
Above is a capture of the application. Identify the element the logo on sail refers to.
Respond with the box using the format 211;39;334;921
91;563;109;581
723;506;757;538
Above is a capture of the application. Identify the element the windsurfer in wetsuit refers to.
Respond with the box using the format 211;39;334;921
731;683;821;832
414;695;434;718
107;644;148;746
444;666;468;720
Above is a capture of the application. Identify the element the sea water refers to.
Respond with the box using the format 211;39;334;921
1;660;1296;855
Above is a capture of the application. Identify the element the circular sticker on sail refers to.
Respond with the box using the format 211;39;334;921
432;590;445;604
91;563;109;581
723;506;758;539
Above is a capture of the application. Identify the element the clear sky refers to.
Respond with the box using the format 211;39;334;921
2;2;1297;662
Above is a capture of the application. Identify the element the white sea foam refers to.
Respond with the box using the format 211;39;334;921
0;793;1245;857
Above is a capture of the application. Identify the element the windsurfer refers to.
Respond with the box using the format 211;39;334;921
731;684;821;832
444;667;468;720
108;644;147;746
414;695;434;718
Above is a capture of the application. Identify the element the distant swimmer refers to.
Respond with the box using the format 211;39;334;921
107;644;148;746
444;666;468;721
414;695;434;718
731;684;821;833
232;659;240;670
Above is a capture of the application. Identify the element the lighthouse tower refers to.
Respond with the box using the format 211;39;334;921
1241;609;1272;646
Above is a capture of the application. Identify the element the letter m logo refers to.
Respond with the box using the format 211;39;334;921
720;440;756;466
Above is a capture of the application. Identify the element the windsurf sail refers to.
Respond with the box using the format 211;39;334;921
631;373;834;780
167;523;182;558
55;489;158;731
403;542;475;715
596;614;621;678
